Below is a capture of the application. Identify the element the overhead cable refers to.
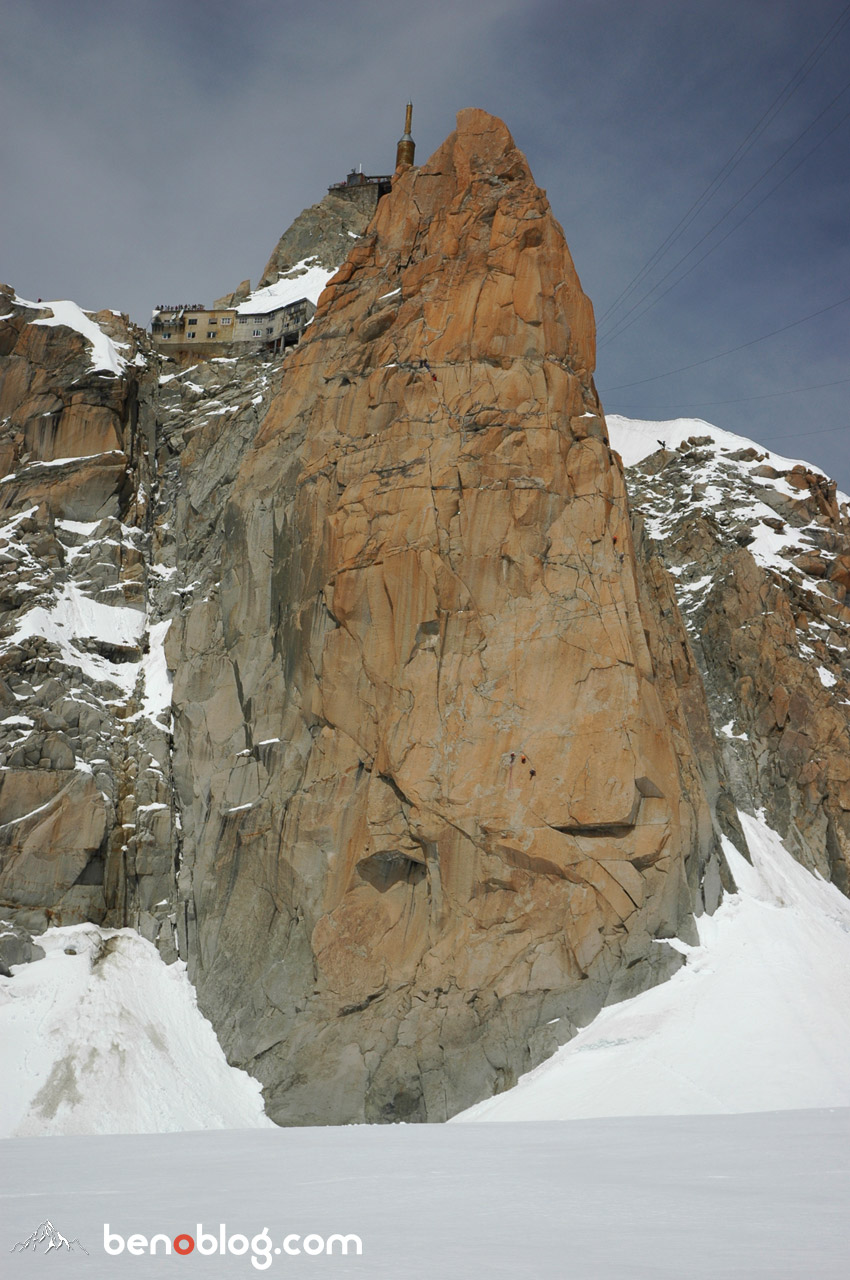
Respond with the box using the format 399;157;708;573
597;2;850;334
766;420;848;441
606;373;850;407
600;102;850;346
604;294;850;390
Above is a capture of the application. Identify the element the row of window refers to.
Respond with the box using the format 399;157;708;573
159;327;273;340
157;315;293;341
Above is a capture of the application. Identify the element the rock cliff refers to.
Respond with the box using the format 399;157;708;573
2;111;846;1128
0;290;173;942
257;182;381;289
168;110;734;1123
612;418;850;893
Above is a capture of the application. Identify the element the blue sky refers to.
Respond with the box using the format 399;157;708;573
2;0;848;486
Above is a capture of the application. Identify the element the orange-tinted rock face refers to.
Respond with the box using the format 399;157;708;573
170;110;732;1123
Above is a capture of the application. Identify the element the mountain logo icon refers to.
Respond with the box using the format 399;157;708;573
11;1220;89;1255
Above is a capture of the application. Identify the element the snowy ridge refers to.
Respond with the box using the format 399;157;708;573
0;924;272;1136
456;811;850;1122
608;414;849;505
609;415;850;659
236;257;335;316
16;296;138;376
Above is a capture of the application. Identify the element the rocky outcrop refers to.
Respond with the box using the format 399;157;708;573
0;186;366;957
0;918;45;975
169;111;735;1123
213;279;251;309
257;183;382;289
619;425;850;892
0;290;177;943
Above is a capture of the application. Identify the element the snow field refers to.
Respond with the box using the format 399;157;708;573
3;811;848;1141
2;1111;848;1278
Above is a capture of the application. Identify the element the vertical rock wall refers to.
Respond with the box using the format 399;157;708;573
0;290;175;947
170;111;733;1123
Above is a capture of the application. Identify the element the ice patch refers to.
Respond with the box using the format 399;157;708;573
237;258;334;316
138;619;172;723
10;583;145;694
55;518;100;537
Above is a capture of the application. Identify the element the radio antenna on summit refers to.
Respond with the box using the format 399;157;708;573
396;102;415;168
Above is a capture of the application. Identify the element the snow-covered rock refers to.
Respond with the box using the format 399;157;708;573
0;924;271;1136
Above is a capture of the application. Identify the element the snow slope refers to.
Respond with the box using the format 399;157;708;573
608;413;849;504
9;581;146;695
0;925;271;1137
457;811;850;1121
18;297;135;375
236;258;334;316
3;812;848;1137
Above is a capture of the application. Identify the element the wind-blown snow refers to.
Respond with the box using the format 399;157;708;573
0;925;271;1137
23;298;130;375
236;258;334;316
457;811;850;1121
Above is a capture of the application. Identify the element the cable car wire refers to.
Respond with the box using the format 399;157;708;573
604;293;850;390
606;371;850;409
600;101;850;346
597;1;850;333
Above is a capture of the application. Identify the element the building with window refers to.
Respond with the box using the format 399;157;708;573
150;103;418;361
151;296;317;357
151;261;332;359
